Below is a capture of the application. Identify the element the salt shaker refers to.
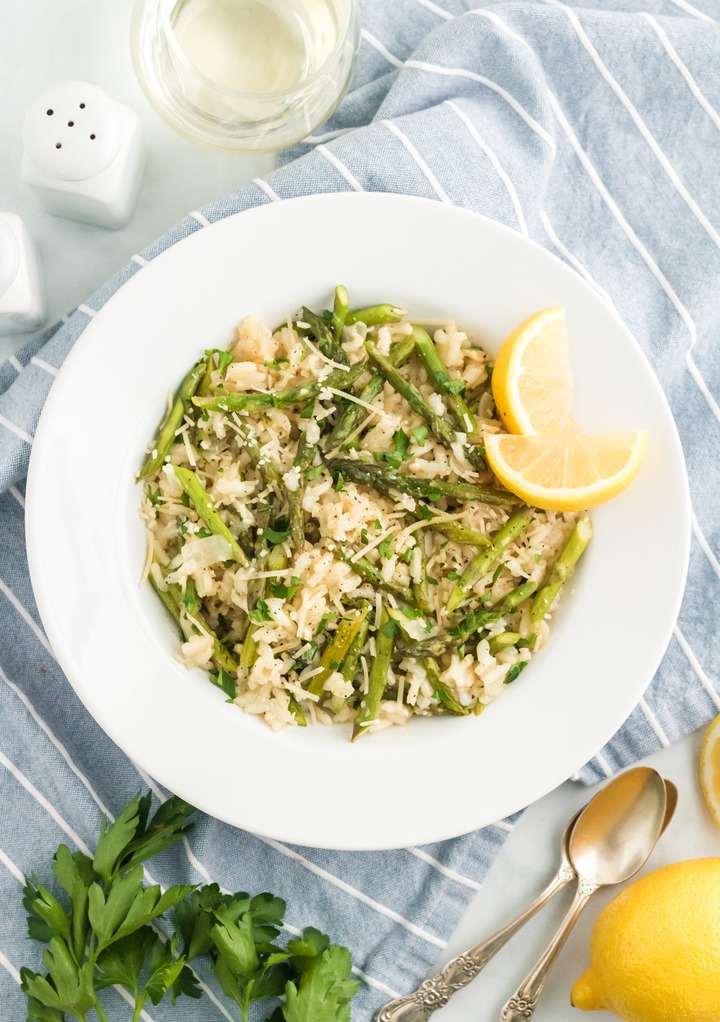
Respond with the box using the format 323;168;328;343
22;81;146;230
0;213;45;336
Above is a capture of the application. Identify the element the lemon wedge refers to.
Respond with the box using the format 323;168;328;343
485;430;648;512
491;306;572;435
700;714;720;829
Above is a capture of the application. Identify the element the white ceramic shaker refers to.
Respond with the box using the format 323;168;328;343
22;81;146;229
0;213;45;336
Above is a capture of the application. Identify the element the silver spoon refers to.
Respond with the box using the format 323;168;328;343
498;767;668;1021
375;814;579;1022
375;772;675;1022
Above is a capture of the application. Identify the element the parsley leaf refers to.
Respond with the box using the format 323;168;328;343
504;661;529;685
250;600;273;623
146;485;164;507
334;473;345;493
378;537;393;559
269;577;303;601
204;348;234;373
265;518;290;545
300;400;315;420
411;425;429;446
283;943;359;1022
491;560;508;585
360;528;369;545
305;465;324;480
209;669;236;700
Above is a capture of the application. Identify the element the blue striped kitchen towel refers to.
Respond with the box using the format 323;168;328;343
1;0;719;1018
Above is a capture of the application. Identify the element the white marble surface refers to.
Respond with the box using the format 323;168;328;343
1;4;716;1021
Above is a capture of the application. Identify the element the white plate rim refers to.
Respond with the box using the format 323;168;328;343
25;192;691;849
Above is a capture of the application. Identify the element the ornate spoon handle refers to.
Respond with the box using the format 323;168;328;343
374;861;576;1022
498;877;599;1022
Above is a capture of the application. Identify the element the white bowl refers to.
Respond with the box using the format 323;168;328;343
26;193;689;850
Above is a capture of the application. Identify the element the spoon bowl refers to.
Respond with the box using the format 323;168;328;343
568;766;668;885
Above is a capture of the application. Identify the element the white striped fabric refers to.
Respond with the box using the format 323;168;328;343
1;2;719;1018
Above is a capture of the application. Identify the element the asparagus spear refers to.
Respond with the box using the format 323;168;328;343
412;513;491;547
495;579;538;613
488;632;522;655
447;511;533;612
289;696;307;726
327;458;519;506
331;542;414;602
151;572;239;675
331;285;349;342
421;658;469;716
289;432;315;550
324;333;416;451
138;358;205;479
239;624;258;668
296;306;349;365
412;326;485;469
530;515;593;625
365;339;457;447
402;578;537;658
172;465;249;566
345;303;406;326
403;608;500;658
341;612;371;685
410;531;433;614
192;360;365;413
352;607;395;740
196;351;216;398
365;339;486;471
308;608;370;697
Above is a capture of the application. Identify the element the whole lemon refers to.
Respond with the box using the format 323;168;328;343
571;859;720;1022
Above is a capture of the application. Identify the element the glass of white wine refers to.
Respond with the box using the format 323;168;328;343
131;0;358;152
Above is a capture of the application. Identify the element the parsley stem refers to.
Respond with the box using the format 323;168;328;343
131;994;147;1022
94;1000;110;1022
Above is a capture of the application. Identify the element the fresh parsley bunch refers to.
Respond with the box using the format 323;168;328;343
20;792;359;1022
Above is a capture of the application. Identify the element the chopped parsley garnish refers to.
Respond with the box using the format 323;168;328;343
314;612;337;637
374;519;382;530
262;356;290;370
265;520;290;545
411;424;429;446
196;527;212;539
180;491;191;508
334;473;345;493
250;600;273;623
269;577;303;601
491;560;509;584
373;428;412;470
419;503;434;521
435;373;466;397
176;515;188;536
300;400;315;419
534;553;542;563
448;571;460;581
360;528;369;545
381;619;398;639
427;575;439;586
378;537;393;559
146;485;164;506
209;668;236;700
305;464;324;480
504;661;529;685
204;348;234;373
400;606;423;619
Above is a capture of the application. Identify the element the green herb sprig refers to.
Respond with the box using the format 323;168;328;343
21;792;359;1022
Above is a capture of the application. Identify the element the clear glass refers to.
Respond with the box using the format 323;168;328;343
131;0;358;153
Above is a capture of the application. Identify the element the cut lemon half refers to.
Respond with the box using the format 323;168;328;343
485;430;648;512
492;306;573;435
700;715;720;829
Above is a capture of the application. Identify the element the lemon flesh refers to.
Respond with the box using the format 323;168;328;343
485;430;648;512
491;306;572;435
